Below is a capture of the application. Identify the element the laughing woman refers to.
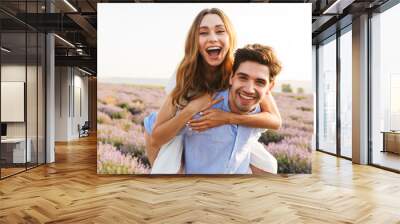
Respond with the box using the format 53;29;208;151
143;8;281;174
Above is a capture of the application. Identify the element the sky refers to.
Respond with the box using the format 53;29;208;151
98;3;311;82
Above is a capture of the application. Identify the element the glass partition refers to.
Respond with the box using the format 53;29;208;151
339;27;352;158
371;3;400;171
0;1;46;179
1;31;28;178
317;35;337;155
38;32;45;165
27;30;38;169
26;0;43;169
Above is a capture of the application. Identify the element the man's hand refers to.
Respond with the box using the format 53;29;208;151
188;109;231;132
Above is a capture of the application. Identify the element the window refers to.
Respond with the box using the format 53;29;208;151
317;35;337;154
371;2;400;171
339;28;352;158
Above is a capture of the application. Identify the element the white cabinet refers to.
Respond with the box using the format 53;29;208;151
1;138;32;163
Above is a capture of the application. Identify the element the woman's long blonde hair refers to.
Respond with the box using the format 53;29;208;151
171;8;237;108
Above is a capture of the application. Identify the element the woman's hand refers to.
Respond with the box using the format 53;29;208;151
188;108;231;132
188;91;282;132
185;93;223;115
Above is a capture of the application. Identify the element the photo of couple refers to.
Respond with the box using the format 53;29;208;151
97;4;313;175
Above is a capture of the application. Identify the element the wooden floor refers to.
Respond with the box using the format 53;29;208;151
1;135;400;223
373;150;400;171
0;167;26;178
1;163;44;178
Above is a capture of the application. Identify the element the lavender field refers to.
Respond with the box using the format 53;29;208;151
97;83;313;174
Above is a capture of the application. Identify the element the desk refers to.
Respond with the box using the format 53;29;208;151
381;131;400;154
1;138;31;163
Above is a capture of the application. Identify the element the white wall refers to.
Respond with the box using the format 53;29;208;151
55;67;89;141
72;73;89;137
46;33;55;163
352;14;369;164
55;66;70;141
1;65;26;146
1;65;36;138
1;63;46;164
